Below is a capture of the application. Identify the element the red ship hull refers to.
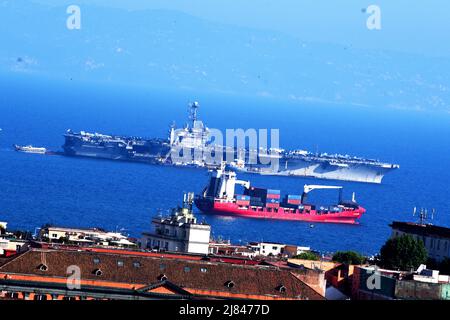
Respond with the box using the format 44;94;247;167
195;198;365;225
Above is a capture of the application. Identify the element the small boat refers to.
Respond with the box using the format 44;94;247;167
13;144;47;154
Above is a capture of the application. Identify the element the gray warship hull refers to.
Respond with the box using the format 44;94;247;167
242;156;397;184
61;102;399;184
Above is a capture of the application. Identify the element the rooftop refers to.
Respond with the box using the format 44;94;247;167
390;221;450;239
0;248;323;300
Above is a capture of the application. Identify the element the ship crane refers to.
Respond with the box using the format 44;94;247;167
301;185;344;204
235;179;250;190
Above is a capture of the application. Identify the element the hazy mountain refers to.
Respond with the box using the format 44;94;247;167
1;0;449;113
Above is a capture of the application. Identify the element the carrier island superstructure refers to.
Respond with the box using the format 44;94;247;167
62;102;399;184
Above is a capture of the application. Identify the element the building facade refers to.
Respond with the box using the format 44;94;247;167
248;242;310;258
390;221;450;263
140;197;211;255
38;226;136;248
352;265;450;300
0;222;28;257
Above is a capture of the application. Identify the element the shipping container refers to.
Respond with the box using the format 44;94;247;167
249;197;263;207
282;203;299;209
244;187;267;195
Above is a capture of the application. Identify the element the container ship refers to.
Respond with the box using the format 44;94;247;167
194;167;366;224
61;101;399;184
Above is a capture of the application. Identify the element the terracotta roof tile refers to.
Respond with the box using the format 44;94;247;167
0;249;324;299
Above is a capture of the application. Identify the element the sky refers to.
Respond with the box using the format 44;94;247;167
31;0;450;58
1;0;448;113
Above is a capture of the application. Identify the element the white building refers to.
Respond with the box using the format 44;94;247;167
140;193;211;255
0;222;28;256
208;241;256;258
413;264;450;284
38;226;136;248
248;241;311;257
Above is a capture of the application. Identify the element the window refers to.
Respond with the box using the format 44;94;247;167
93;258;100;264
160;263;166;270
200;267;207;273
9;292;19;299
93;269;103;276
133;261;141;268
117;260;124;267
184;266;191;272
225;280;235;288
52;233;58;238
277;285;287;293
38;264;48;271
158;274;167;281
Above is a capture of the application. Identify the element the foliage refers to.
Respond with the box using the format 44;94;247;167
332;251;365;265
379;234;428;271
293;251;320;261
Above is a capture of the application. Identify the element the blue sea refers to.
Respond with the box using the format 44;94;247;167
0;74;449;255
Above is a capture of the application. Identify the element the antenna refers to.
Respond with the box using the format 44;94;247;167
414;207;435;225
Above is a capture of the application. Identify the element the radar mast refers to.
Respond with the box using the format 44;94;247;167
188;101;200;127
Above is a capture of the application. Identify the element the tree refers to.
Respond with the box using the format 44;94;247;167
293;251;320;261
379;234;428;271
332;251;365;265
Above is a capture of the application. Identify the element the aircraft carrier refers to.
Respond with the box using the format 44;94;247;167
62;102;399;183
